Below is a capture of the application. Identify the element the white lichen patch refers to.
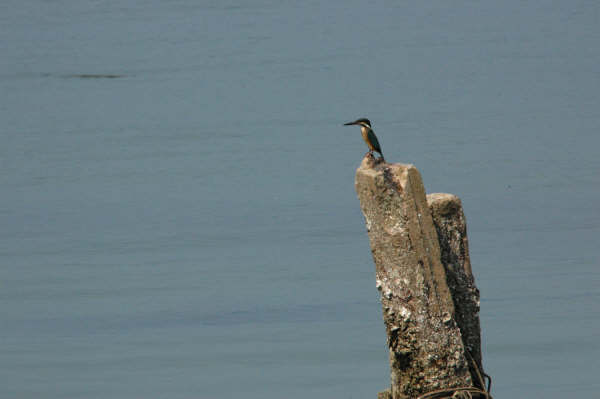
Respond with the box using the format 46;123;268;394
442;312;452;325
384;287;393;299
365;216;372;230
399;306;412;322
385;221;405;236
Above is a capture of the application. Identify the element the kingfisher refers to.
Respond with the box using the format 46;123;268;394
343;118;384;161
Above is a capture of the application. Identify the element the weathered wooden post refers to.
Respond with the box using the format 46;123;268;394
355;155;489;399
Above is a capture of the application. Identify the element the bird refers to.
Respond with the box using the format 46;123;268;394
343;118;385;161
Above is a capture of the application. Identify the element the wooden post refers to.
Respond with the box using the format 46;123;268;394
355;156;487;399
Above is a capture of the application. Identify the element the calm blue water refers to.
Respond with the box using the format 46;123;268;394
2;1;599;398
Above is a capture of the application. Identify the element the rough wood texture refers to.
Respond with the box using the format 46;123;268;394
427;193;484;385
355;155;474;399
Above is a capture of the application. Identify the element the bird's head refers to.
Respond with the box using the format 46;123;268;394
343;118;372;129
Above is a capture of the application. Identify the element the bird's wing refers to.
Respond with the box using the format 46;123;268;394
368;129;383;154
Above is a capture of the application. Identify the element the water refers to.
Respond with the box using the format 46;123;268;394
1;1;599;398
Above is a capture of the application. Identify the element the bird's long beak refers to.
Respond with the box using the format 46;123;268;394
343;121;358;126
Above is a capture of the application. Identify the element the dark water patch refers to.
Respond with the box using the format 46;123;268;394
63;74;126;79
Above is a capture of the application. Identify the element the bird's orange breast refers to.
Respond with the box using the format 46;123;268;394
361;127;376;151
